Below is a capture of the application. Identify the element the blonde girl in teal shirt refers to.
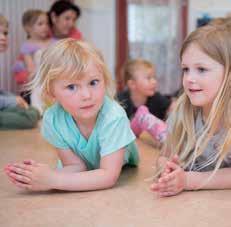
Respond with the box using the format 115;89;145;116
5;39;139;192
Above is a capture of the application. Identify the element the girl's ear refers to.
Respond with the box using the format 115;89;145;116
127;79;136;90
50;12;57;24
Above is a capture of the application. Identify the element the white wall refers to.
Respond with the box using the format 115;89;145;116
188;0;231;33
77;0;116;78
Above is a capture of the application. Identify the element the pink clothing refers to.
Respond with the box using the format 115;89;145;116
13;39;56;84
130;105;167;142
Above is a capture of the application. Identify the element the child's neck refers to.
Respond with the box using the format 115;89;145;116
130;91;148;108
74;116;97;139
28;36;49;44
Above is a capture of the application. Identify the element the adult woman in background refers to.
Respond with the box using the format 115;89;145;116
48;0;83;40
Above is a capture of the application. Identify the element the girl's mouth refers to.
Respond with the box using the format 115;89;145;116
189;88;202;93
80;105;94;110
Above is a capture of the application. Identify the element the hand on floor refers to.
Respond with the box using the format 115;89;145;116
4;160;57;191
151;155;187;197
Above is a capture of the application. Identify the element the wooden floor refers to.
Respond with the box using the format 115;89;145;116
0;128;231;227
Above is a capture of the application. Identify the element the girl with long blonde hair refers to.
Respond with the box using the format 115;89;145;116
151;20;231;197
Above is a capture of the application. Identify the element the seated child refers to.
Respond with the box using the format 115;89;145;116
118;59;173;142
5;39;139;191
0;15;40;130
13;9;55;104
151;20;231;197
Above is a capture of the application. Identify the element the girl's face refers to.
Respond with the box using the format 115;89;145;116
51;10;77;38
51;60;106;124
28;14;49;40
0;24;8;52
182;43;224;117
129;66;157;97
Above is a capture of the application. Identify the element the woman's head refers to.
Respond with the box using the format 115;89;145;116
48;0;81;38
123;59;157;97
33;38;115;104
22;9;49;39
0;15;8;52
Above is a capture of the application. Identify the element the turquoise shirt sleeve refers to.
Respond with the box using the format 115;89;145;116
41;106;69;150
98;115;136;157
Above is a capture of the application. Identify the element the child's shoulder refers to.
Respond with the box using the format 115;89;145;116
43;103;66;121
20;41;41;55
100;96;127;121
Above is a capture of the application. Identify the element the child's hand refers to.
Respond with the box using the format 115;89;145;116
150;160;187;197
16;96;29;109
4;160;57;191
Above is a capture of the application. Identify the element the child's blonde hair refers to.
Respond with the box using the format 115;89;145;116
0;14;8;27
31;38;115;104
22;9;46;37
164;22;231;175
123;59;154;84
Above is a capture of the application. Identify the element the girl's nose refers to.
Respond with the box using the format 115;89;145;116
80;87;91;99
185;73;197;84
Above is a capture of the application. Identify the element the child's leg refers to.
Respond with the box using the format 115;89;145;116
131;105;167;142
130;106;148;137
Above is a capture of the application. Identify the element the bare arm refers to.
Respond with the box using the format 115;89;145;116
53;148;125;191
186;168;231;190
55;148;87;173
5;148;125;191
24;54;35;75
151;156;231;197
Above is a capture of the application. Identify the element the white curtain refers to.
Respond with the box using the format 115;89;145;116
127;0;183;95
0;0;55;92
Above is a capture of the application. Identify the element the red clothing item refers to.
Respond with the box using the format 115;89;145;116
69;28;83;40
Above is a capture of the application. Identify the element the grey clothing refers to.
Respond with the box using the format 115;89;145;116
0;90;17;110
188;112;231;172
0;89;40;130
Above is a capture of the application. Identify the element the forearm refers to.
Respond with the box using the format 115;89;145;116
57;164;87;173
53;168;120;191
186;168;231;190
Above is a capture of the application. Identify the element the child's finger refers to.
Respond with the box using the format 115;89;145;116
8;172;31;184
158;191;176;197
14;180;32;190
150;182;159;191
172;154;180;164
159;172;175;183
23;160;36;165
10;163;34;172
166;161;179;171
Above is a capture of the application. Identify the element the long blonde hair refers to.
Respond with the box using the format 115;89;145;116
163;22;231;175
30;38;115;104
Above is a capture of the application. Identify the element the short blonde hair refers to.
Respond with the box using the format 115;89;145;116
123;59;154;84
0;14;8;27
32;38;115;104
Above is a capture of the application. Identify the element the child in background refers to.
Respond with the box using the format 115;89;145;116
151;21;231;197
117;59;173;143
0;15;40;130
13;9;54;104
5;39;139;191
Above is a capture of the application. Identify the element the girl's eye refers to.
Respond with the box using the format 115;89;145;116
90;79;99;86
182;67;189;73
197;67;207;73
147;76;155;80
4;31;8;36
66;84;77;91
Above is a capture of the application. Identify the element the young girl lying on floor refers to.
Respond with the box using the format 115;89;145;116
5;39;139;191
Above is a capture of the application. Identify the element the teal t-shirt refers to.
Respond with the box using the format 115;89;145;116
41;96;139;170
